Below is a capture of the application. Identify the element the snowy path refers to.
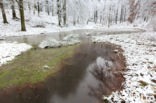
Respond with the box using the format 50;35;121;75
0;42;32;66
92;32;156;103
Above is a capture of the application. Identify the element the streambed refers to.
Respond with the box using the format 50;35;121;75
0;42;126;103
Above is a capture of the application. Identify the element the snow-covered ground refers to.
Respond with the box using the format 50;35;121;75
92;32;156;103
0;42;32;66
0;11;145;38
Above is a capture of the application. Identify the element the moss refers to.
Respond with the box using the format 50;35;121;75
0;45;77;89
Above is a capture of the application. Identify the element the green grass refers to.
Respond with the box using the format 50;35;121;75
0;45;77;89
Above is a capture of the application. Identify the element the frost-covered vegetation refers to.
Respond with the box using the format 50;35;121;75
0;0;156;103
0;0;155;36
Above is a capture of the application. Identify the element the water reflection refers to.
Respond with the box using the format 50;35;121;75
88;57;125;101
0;43;126;103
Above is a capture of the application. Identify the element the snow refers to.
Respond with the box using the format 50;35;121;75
0;10;107;37
0;0;155;102
0;42;32;66
92;32;156;103
0;10;145;38
39;34;80;48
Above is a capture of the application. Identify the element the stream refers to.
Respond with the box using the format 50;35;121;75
0;42;126;103
0;29;142;103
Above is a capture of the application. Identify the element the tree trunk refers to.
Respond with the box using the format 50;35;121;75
0;1;8;23
19;0;26;31
37;1;40;16
108;6;112;28
57;0;61;26
63;0;67;26
11;0;17;19
28;2;31;13
33;4;37;15
46;0;50;15
120;5;124;23
94;10;98;24
123;8;127;22
51;0;54;16
115;9;118;24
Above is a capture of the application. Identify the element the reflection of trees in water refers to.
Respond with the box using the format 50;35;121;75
88;51;125;102
0;43;125;103
89;71;124;101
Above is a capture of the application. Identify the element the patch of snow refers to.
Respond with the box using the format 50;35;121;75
92;32;156;103
140;32;156;42
43;65;50;70
39;34;80;48
39;39;62;48
0;42;32;66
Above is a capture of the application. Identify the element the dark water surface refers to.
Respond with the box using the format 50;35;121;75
0;43;126;103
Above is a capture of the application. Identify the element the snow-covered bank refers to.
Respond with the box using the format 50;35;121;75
92;32;156;103
0;42;32;66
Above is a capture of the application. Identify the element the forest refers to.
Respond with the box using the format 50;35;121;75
0;0;155;32
0;0;156;103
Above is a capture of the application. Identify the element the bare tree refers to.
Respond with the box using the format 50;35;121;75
33;3;37;15
57;0;61;26
11;0;17;19
120;5;124;23
115;8;118;24
0;0;8;23
37;1;40;16
94;10;98;24
63;0;67;26
16;0;26;31
51;0;54;16
46;0;50;15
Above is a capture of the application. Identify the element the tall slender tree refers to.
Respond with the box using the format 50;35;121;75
57;0;61;26
16;0;26;31
51;0;54;16
94;10;98;24
120;5;124;23
46;0;50;15
11;0;17;19
0;0;8;23
37;1;40;16
63;0;67;26
115;8;118;24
